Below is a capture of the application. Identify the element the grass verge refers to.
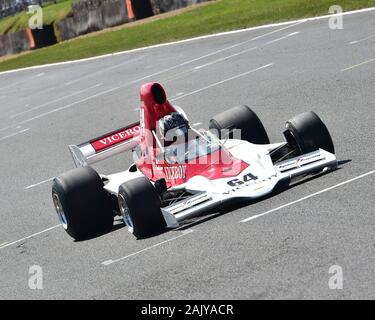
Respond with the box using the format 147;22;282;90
0;0;74;35
0;0;375;72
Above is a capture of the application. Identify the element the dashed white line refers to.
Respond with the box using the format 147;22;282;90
0;24;296;131
192;46;258;71
264;31;300;45
1;6;375;75
102;229;194;266
0;224;61;250
342;57;375;71
25;177;54;190
118;23;297;85
0;128;29;141
0;72;44;90
192;32;299;72
175;92;185;97
6;86;122;127
64;54;148;86
0;63;272;130
241;169;375;223
171;63;273;101
350;33;375;44
11;83;103;118
0;22;299;84
0;22;299;76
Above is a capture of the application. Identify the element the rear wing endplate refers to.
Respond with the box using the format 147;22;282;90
69;122;140;167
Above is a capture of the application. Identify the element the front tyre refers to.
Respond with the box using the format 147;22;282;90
52;166;113;240
285;111;335;154
118;177;166;239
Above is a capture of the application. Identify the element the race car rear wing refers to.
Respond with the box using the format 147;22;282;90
68;122;140;167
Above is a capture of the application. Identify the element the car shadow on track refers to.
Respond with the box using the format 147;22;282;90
75;218;126;242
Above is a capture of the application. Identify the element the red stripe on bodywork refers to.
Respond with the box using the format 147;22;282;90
139;148;249;188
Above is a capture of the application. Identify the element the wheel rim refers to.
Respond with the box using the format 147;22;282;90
52;193;68;230
118;194;134;234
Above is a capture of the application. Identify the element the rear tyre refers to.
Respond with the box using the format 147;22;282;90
52;166;113;240
285;111;335;154
118;177;166;239
209;105;270;144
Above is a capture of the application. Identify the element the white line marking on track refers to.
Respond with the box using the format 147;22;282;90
162;30;298;83
4;86;122;128
192;47;258;70
350;33;375;44
241;169;375;223
183;22;302;63
192;32;299;72
25;177;54;189
102;229;194;266
1;6;374;75
10;83;103;118
0;72;44;90
171;63;273;101
0;23;300;80
0;25;297;130
0;224;61;250
118;23;298;85
0;126;11;132
1;172;373;251
0;128;29;141
0;62;272;130
342;57;375;71
264;31;300;45
64;54;148;86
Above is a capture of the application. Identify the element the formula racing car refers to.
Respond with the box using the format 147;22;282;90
52;82;337;240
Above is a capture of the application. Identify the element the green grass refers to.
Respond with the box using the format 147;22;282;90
0;0;73;35
1;0;375;71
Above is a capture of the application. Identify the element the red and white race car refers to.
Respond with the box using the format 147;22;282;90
52;82;337;240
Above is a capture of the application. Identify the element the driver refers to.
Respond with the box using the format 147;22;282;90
156;112;191;164
157;112;190;147
157;112;214;164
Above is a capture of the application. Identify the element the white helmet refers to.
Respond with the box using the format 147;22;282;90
158;112;189;143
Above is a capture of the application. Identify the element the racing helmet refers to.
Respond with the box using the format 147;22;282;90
158;112;189;145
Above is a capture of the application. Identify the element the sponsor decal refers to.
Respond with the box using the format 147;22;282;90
91;125;140;151
278;152;323;171
296;153;323;164
278;161;296;170
168;193;210;214
163;165;186;180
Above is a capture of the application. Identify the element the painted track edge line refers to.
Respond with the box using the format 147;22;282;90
0;6;374;75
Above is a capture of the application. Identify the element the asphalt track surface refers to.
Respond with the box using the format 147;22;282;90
0;10;374;299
